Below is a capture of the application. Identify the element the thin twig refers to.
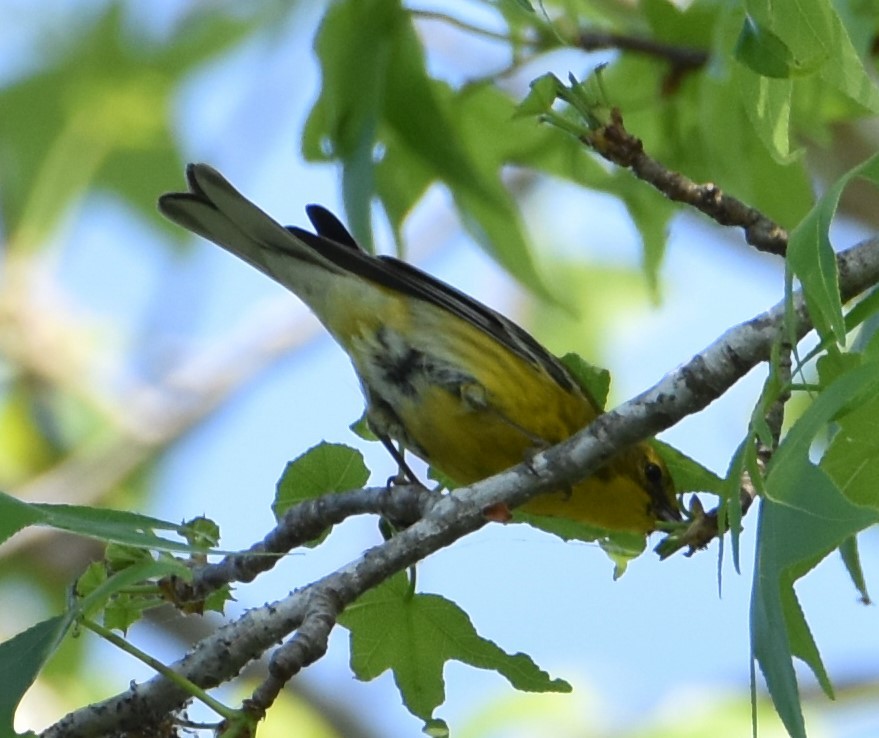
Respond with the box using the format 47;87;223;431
166;484;434;606
576;31;708;70
586;109;789;256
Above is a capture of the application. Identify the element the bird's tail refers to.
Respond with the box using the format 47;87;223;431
158;163;343;285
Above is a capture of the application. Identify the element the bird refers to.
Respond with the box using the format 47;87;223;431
158;164;679;533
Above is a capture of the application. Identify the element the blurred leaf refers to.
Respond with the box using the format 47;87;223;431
609;174;675;295
735;16;800;78
734;66;795;163
697;69;813;227
303;0;394;246
846;286;879;335
814;349;862;386
515;73;560;118
0;614;73;734
744;0;879;113
788;152;879;346
273;442;370;519
0;382;63;486
643;0;716;47
305;0;503;257
505;0;535;12
441;84;551;300
0;3;253;249
770;361;879;487
339;573;570;724
652;440;724;496
374;136;434;247
559;352;609;409
0;557;189;732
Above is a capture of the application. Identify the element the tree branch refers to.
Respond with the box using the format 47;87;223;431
41;235;879;737
585;109;789;256
168;484;434;605
576;31;708;72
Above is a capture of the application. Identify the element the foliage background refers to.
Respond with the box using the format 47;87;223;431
2;1;879;736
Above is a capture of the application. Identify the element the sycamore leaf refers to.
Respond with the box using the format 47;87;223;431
787;153;879;345
838;536;871;605
753;361;879;738
339;573;570;724
273;442;370;519
820;380;879;511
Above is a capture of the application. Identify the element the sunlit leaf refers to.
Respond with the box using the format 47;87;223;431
339;573;570;724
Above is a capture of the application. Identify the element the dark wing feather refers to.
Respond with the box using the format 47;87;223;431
286;219;587;400
305;204;360;249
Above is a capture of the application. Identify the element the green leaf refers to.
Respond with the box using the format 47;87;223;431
838;535;871;605
0;493;44;543
0;558;187;725
445;85;552;300
515;511;646;577
339;573;570;724
374;137;434;247
787;152;879;345
752;463;863;738
381;34;498;212
611;174;675;294
720;436;754;573
273;442;370;519
454;184;551;302
734;66;795;163
820;373;879;510
104;542;156;572
652;440;724;496
515;73;561;118
558;353;610;409
770;361;879;487
0;615;75;734
0;4;252;249
753;361;879;736
349;411;378;442
696;63;813;223
744;0;879;113
0;491;205;553
77;559;187;615
814;350;862;386
305;0;504;254
652;439;739;564
845;286;879;335
180;516;221;551
735;16;799;79
303;0;399;248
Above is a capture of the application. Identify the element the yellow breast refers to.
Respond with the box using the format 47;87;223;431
337;296;663;533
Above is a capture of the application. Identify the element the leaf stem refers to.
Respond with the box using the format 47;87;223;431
79;617;236;721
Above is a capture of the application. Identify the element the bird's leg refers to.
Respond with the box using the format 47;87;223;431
379;435;424;488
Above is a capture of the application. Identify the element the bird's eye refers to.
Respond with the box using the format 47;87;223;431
644;462;663;486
